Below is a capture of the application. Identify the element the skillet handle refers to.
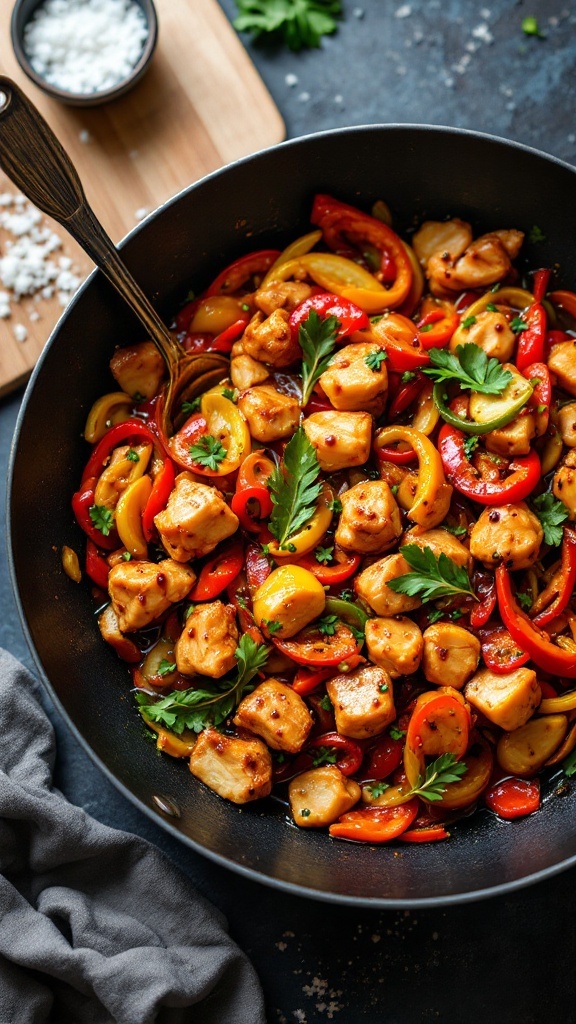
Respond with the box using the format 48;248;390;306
0;77;179;365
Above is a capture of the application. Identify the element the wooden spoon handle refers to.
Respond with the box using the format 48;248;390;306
0;76;179;367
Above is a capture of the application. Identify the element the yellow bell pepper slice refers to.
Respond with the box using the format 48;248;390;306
84;391;133;444
374;425;452;528
190;295;247;335
199;392;251;476
144;718;198;758
93;443;153;509
261;230;323;286
253;564;326;638
265;253;389;313
539;690;576;714
115;474;152;559
266;484;334;559
449;286;535;351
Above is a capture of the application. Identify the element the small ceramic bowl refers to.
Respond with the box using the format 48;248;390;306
10;0;158;107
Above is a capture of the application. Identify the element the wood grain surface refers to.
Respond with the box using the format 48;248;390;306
0;0;284;395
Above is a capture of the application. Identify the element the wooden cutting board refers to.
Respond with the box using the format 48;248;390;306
0;0;285;395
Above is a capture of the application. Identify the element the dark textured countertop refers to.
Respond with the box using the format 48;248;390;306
2;2;576;1021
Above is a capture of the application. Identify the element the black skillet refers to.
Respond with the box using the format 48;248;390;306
4;76;576;906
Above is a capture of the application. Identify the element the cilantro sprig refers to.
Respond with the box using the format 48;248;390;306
531;492;569;547
189;434;227;470
409;753;468;803
268;427;322;549
89;504;114;537
136;635;269;734
233;0;342;51
387;545;477;604
422;342;512;395
299;310;340;407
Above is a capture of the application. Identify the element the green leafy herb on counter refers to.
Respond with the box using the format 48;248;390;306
268;427;322;549
233;0;342;51
522;16;545;38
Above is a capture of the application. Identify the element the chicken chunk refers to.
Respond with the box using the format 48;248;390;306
451;309;515;362
469;502;543;570
242;308;301;367
484;409;537;456
254;281;313;315
108;558;195;633
558;403;576;448
554;449;576;519
238;384;300;442
189;728;272;804
427;230;524;295
335;480;402;555
402;527;472;571
412;218;472;267
548;338;576;397
154;473;239;562
109;341;165;400
365;616;423;678
326;664;395;739
288;766;361;828
175;600;238;679
354;553;422;617
303;411;373;472
98;604;140;661
230;353;270;391
234;678;313;752
422;622;481;689
464;667;541;732
319;343;388;416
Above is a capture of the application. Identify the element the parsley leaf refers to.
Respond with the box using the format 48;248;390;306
299;310;340;407
529;225;546;244
389;726;406;741
262;618;283;635
318;614;339;636
463;435;479;460
311;745;338;767
510;316;528;334
233;0;342;51
531;492;569;547
422;343;513;395
365;349;387;372
181;397;201;415
409;753;468;803
366;781;390;798
157;658;177;677
401;370;416;383
442;522;468;537
563;747;576;778
189;434;227;470
387;544;477;604
89;504;114;537
315;545;334;564
268;427;322;548
427;608;444;624
126;448;140;462
319;694;333;712
136;635;269;734
516;592;533;611
221;387;238;403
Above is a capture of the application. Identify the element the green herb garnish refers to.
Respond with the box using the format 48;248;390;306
401;370;416;383
319;694;333;712
318;614;339;637
562;747;576;778
157;658;177;677
531;492;569;547
510;316;528;334
529;225;546;244
463;435;479;460
516;592;533;611
389;726;406;741
364;349;388;372
366;781;390;798
408;753;468;803
189;434;227;470
299;310;340;407
89;504;114;537
126;448;140;462
462;315;477;329
262;618;283;635
233;0;342;51
387;544;477;604
422;343;512;395
268;427;322;549
315;545;334;564
182;397;201;415
311;745;338;767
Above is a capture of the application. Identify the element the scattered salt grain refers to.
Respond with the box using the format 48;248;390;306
298;92;310;103
79;129;92;143
353;8;365;18
472;22;494;44
0;292;10;318
13;324;28;343
23;0;149;96
285;73;298;87
135;207;149;221
395;4;412;17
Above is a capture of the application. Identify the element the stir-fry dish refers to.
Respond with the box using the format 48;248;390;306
66;194;576;845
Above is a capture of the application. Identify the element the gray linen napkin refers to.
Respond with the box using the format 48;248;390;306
0;649;266;1024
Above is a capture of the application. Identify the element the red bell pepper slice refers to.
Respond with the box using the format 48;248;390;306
211;316;250;352
406;693;470;761
377;315;431;372
289;292;369;341
311;194;413;309
363;733;404;781
480;625;530;674
469;572;496;630
532;527;576;628
437;423;541;505
329;799;420;843
523;360;551;425
387;373;426;421
515;302;547;371
532;268;551;304
274;621;361;667
85;539;111;589
399;824;450;843
292;665;335;696
484;778;540;819
72;476;119;550
205;249;281;296
296;547;361;585
307;731;363;776
496;564;576;677
416;308;460;350
230;485;274;533
142;457;176;542
188;541;244;602
81;418;158;485
245;543;272;594
166;412;207;467
376;443;417;465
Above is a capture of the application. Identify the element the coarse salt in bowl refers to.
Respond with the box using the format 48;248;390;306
11;0;158;106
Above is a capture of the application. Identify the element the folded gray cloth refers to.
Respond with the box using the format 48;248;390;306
0;649;266;1024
